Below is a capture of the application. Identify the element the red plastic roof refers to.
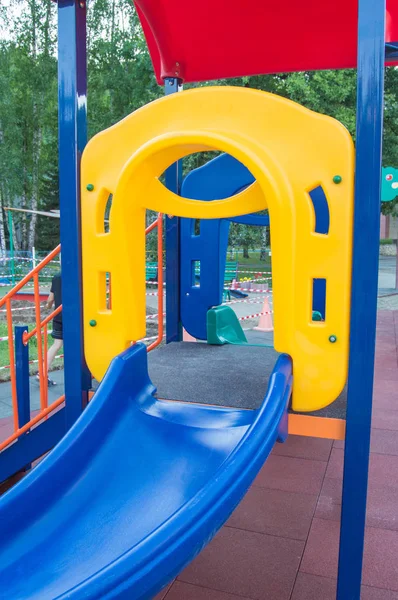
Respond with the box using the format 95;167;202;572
134;0;398;84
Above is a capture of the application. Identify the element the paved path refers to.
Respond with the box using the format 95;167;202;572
0;370;64;419
379;255;397;292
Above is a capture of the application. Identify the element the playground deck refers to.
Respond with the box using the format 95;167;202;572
148;340;347;419
0;311;397;598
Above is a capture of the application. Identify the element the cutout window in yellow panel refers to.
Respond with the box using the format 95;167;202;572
104;194;113;233
99;272;112;312
312;278;326;321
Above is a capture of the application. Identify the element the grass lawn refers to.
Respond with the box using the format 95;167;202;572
0;281;52;299
233;253;272;282
227;251;272;271
0;322;63;381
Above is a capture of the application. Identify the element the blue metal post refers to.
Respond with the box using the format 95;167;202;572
164;77;183;343
14;325;31;471
15;326;30;431
337;1;386;598
57;0;91;428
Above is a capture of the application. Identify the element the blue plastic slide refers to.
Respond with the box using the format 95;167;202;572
0;344;292;599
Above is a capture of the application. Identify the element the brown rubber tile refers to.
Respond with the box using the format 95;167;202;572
372;409;398;432
363;527;398;590
333;429;398;454
300;518;339;579
373;369;398;382
254;455;327;495
272;435;332;461
301;517;398;590
291;572;398;600
316;477;398;532
153;583;173;600
227;486;317;541
361;585;398;599
164;581;253;599
179;526;303;600
369;429;398;455
291;572;336;600
325;449;398;487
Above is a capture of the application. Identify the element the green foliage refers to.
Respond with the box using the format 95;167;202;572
0;321;63;379
1;0;398;252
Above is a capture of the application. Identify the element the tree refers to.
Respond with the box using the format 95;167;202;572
1;0;398;256
0;0;57;251
228;223;264;259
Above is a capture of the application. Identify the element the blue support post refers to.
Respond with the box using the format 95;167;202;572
164;77;183;343
337;1;386;598
15;326;30;432
57;0;91;428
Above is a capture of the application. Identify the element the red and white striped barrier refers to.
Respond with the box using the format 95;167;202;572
224;298;267;306
238;310;273;322
0;354;64;371
227;287;272;294
146;313;166;321
0;305;47;313
0;256;60;264
225;269;272;275
139;334;166;343
237;277;272;283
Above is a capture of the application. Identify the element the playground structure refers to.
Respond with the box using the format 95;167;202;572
0;1;397;599
382;166;398;201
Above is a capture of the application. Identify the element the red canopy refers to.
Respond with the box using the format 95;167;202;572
134;0;398;84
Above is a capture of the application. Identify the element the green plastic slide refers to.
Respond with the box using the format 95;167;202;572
207;305;248;345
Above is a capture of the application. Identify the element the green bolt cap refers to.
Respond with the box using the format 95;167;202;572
329;335;337;343
333;175;342;184
89;319;97;327
86;183;94;191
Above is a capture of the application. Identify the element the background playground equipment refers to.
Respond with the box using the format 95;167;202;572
253;297;273;332
0;1;396;599
382;166;398;202
181;153;268;340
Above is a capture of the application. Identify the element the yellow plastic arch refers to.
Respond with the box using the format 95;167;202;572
81;86;354;412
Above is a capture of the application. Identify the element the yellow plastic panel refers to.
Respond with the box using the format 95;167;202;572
81;87;354;412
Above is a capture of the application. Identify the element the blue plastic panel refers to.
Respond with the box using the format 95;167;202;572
0;343;292;599
308;186;330;234
180;154;267;339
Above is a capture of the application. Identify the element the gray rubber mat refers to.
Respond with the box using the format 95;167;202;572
244;329;274;346
147;341;347;418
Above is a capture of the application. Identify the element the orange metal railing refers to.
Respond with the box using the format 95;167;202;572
0;245;64;452
0;216;164;454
